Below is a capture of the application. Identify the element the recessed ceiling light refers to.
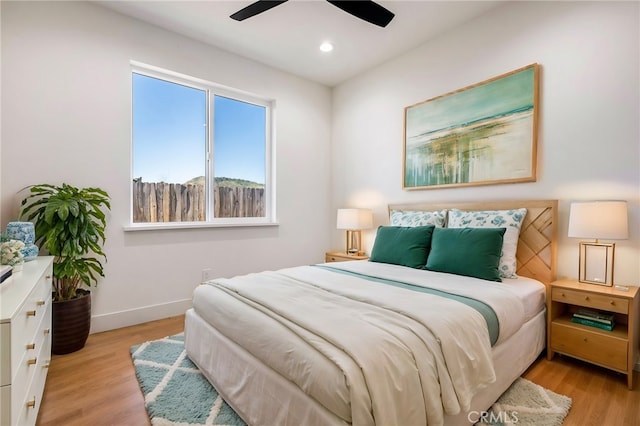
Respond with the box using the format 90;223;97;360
319;42;334;53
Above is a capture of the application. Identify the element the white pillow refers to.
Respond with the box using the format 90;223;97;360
447;208;527;278
390;209;447;227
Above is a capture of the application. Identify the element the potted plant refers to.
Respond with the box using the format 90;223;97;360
20;183;110;354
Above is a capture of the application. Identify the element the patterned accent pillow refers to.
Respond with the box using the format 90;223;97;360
447;208;527;279
390;209;447;228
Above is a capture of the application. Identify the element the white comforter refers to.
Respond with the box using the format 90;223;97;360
193;261;527;426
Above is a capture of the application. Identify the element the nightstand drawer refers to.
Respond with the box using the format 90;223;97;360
551;288;628;314
325;252;369;263
551;322;627;371
326;254;349;262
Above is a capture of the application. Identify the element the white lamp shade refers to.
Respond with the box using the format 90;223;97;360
336;208;373;230
568;201;628;240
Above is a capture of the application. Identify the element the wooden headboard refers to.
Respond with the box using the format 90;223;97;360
387;200;558;286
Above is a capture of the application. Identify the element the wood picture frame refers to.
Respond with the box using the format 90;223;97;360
403;64;539;190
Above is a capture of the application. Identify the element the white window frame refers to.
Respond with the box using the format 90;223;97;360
126;62;276;231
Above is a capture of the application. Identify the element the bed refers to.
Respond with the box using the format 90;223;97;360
185;200;557;426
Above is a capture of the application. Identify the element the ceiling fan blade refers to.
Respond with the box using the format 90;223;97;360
230;0;288;21
327;1;394;27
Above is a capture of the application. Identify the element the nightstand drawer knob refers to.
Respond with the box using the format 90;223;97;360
610;300;615;305
583;338;588;343
584;296;589;301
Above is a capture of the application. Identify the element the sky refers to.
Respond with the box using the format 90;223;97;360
132;73;266;184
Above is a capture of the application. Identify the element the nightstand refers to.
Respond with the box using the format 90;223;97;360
325;251;369;263
547;279;639;389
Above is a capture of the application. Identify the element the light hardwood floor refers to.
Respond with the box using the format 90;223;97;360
36;315;640;426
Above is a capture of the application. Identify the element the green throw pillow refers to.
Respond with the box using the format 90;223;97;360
369;225;435;269
425;227;506;282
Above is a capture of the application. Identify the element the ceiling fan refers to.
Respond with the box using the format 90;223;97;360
230;0;395;28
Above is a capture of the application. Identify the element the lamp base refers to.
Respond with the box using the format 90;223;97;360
578;241;615;286
345;230;363;257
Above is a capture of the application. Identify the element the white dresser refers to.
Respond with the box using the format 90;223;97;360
0;257;54;426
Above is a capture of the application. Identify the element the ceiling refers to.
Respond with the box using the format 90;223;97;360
97;0;503;87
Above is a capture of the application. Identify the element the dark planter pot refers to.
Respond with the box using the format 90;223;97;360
52;289;91;355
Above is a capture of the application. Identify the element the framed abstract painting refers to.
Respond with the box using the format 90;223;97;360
403;64;539;190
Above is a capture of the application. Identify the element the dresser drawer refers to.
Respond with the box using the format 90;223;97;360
15;326;51;426
551;287;628;314
551;322;627;371
9;302;50;422
0;257;54;426
10;279;51;377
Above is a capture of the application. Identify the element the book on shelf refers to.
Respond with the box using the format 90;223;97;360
571;316;615;331
573;313;613;325
573;308;615;324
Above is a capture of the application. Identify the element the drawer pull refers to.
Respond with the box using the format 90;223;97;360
45;275;52;279
583;338;588;343
584;296;590;301
37;300;45;306
26;343;36;350
26;310;36;317
44;328;50;335
610;300;615;305
27;357;37;366
44;361;50;368
26;399;36;409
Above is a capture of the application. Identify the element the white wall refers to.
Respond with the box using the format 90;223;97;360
1;1;332;331
2;1;639;334
332;1;640;285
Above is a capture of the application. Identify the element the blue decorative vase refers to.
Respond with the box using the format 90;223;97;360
6;222;39;261
21;244;39;261
6;222;35;244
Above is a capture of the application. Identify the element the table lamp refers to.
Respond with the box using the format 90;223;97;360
568;200;628;286
336;208;373;256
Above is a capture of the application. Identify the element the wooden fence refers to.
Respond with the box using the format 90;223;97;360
132;181;265;222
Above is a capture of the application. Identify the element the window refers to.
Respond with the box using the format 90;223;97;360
131;64;274;227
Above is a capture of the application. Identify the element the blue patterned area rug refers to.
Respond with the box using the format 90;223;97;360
130;333;246;426
132;334;571;426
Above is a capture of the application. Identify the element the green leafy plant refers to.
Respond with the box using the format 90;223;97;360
20;183;111;301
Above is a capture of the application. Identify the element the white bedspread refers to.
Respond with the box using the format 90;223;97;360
329;261;529;343
193;262;528;425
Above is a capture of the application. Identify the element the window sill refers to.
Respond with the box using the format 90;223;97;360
123;221;279;232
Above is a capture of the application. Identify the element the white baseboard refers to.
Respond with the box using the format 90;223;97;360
89;298;192;334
